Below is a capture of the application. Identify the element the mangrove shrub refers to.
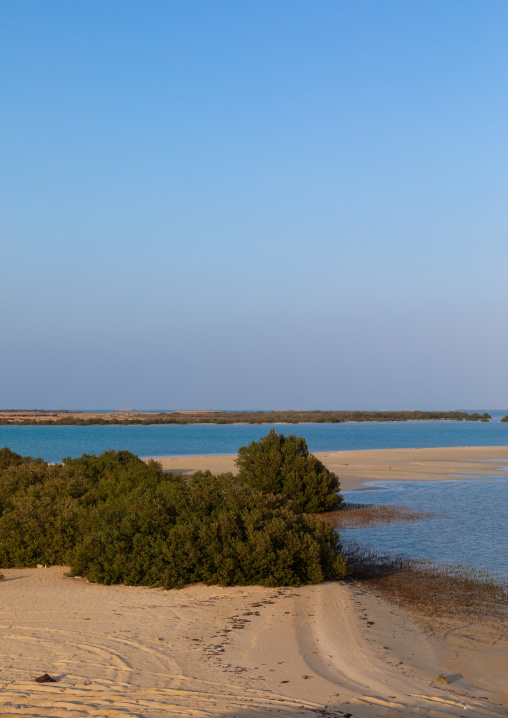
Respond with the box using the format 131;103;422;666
0;447;349;588
235;429;341;512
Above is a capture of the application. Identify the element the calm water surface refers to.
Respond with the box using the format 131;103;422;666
343;476;508;578
0;411;507;463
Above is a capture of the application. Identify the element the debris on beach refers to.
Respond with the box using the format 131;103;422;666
434;674;451;684
34;674;55;683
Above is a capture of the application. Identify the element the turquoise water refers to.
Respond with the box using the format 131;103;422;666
342;475;508;578
0;410;507;463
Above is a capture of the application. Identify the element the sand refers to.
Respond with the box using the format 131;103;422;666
1;566;507;717
2;446;507;717
151;445;508;491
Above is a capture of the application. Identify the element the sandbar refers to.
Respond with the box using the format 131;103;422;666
149;445;508;491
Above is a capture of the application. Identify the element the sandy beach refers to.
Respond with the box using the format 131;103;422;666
150;445;508;491
1;566;507;717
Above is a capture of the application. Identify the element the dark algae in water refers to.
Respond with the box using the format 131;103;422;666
338;489;508;627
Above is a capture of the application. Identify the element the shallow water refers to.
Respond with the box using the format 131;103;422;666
342;476;508;578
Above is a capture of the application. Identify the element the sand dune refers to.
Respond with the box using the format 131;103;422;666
1;567;506;717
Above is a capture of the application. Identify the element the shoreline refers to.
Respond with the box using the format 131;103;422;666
148;445;508;491
2;446;507;715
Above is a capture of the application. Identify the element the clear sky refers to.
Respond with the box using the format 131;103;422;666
1;1;507;410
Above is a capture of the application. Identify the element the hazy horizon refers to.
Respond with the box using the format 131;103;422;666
2;408;507;415
2;1;507;409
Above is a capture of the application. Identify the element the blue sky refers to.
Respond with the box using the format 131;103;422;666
1;1;507;409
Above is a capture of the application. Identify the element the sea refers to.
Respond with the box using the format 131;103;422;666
1;409;507;577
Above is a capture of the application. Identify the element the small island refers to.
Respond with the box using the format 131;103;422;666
0;409;492;425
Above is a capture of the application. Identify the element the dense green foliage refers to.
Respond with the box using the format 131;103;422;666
0;409;491;425
501;415;508;423
0;444;349;588
0;446;27;469
236;429;341;512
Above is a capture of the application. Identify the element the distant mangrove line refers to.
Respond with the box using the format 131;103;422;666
0;409;492;425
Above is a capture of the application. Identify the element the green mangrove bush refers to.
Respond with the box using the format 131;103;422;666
236;428;341;512
0;442;348;588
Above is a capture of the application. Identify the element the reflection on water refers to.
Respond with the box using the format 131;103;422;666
342;477;508;578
